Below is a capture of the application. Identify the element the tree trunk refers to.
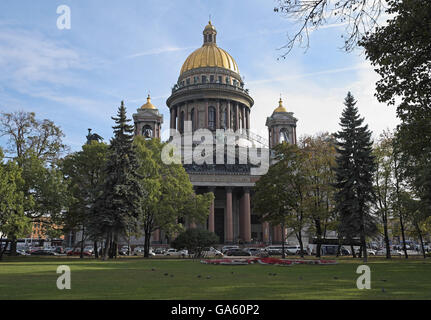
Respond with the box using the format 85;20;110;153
399;213;409;259
94;241;99;259
297;230;304;258
144;227;151;258
9;238;17;256
415;222;426;259
281;223;286;259
315;218;322;258
383;219;391;259
103;232;110;260
351;245;356;258
80;226;85;259
0;238;9;261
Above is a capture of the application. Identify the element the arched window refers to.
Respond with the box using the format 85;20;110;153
220;107;227;129
279;128;290;143
180;111;185;133
142;125;153;139
208;106;216;130
190;108;195;131
231;107;237;131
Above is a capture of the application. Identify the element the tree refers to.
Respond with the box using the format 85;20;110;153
0;150;32;260
92;102;143;260
0;111;68;254
274;0;385;55
334;92;377;263
134;136;213;258
254;142;309;258
372;130;396;259
171;229;219;259
0;111;67;165
62;141;108;259
360;0;431;220
300;133;337;258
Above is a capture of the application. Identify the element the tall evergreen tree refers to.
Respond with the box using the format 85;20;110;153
92;102;143;259
334;92;377;263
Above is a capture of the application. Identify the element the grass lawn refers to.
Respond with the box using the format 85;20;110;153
0;256;430;300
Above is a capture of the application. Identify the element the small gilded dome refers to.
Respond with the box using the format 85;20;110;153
180;22;239;75
274;98;287;113
141;94;156;109
204;21;216;33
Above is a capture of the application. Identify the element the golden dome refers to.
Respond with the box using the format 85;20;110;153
274;98;287;113
141;94;156;109
180;22;239;75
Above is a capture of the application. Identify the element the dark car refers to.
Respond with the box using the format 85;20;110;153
31;249;58;256
225;249;251;257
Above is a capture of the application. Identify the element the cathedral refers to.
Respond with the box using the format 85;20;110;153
132;21;298;245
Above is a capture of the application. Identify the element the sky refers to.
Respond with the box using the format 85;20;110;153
0;0;399;152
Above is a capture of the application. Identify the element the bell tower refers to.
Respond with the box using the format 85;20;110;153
266;97;298;148
133;94;163;139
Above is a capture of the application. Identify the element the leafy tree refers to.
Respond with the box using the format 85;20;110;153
0;111;68;254
360;0;431;220
300;133;337;257
334;92;377;263
254;142;309;258
0;111;67;165
62;141;108;258
92;102;143;260
373;130;396;259
0;150;32;260
134;136;213;258
171;228;219;259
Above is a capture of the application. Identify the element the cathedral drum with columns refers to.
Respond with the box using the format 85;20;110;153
133;22;298;245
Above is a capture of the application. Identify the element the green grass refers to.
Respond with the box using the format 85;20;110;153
0;256;430;299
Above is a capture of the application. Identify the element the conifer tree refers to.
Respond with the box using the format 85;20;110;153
93;101;143;259
334;92;377;263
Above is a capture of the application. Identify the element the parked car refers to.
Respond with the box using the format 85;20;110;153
163;248;188;257
16;249;30;256
264;245;286;255
320;245;350;256
31;249;58;256
119;246;131;255
201;247;223;258
154;248;165;255
221;245;239;254
66;248;92;256
285;245;309;255
225;249;251;256
243;248;262;256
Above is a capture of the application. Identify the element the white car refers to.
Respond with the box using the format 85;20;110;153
201;247;223;257
164;248;188;257
133;247;155;256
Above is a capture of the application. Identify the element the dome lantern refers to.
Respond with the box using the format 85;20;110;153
203;20;217;45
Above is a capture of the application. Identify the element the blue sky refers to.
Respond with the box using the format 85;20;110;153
0;0;398;151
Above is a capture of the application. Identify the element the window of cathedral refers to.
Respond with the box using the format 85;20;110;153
225;76;230;84
279;128;290;143
190;108;195;130
142;125;153;139
210;75;214;83
194;76;199;84
208;106;216;130
202;75;207;83
218;76;222;83
180;111;185;133
186;78;190;85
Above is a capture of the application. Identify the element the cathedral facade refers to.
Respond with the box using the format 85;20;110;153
133;22;298;245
